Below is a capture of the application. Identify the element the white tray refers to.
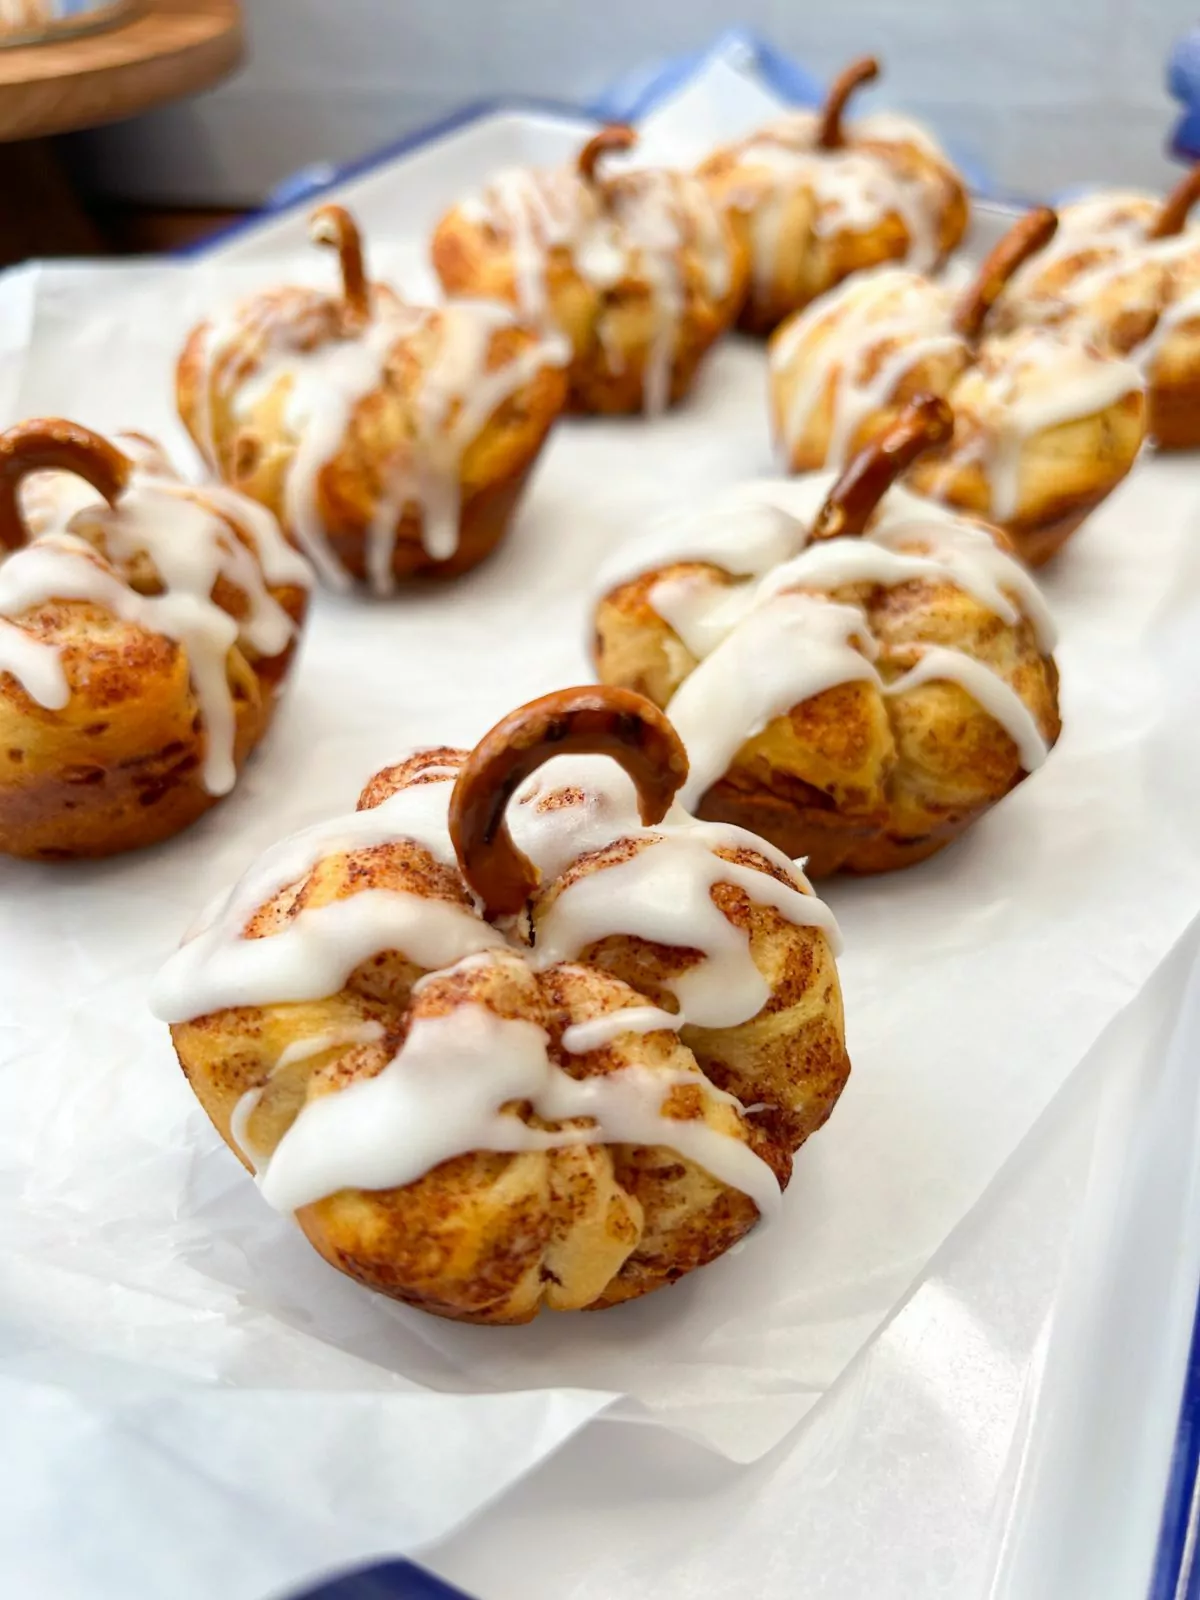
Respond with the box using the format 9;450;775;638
3;61;1200;1600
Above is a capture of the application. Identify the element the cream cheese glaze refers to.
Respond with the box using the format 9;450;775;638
768;266;1144;517
595;475;1056;805
0;445;310;795
451;162;732;415
152;751;842;1218
192;291;568;593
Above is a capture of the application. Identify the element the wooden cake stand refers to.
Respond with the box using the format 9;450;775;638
0;0;242;262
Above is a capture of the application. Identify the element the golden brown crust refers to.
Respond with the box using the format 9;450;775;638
697;73;969;337
595;506;1061;876
167;705;849;1322
0;428;307;860
907;382;1147;556
430;136;749;415
177;299;567;587
768;287;971;475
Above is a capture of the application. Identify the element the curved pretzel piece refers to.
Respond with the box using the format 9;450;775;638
0;418;133;553
810;395;954;543
1148;164;1200;241
310;203;370;327
449;685;690;918
953;206;1059;341
816;56;880;150
578;124;638;185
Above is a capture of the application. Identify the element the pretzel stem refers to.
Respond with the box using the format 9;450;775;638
577;125;637;185
0;419;132;552
1148;164;1200;241
309;203;370;326
953;206;1059;341
809;395;954;542
815;57;880;150
449;686;689;918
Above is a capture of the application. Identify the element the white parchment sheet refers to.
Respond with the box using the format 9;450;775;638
3;64;1200;1600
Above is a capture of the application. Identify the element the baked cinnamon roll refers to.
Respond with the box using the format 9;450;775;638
698;57;969;335
996;167;1200;450
768;210;1147;564
178;204;568;593
593;400;1061;874
0;419;310;860
431;125;749;414
154;687;849;1323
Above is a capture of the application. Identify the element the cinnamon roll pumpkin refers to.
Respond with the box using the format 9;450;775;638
153;688;849;1324
593;400;1061;875
698;57;969;336
768;210;1147;564
0;419;310;860
995;166;1200;450
431;125;749;415
177;204;568;594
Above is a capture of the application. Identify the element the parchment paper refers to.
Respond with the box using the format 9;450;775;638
3;65;1200;1600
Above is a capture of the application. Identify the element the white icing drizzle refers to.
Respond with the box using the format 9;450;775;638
231;1020;386;1164
769;267;966;468
600;475;1056;652
668;593;879;810
460;162;730;415
522;757;842;1029
1001;193;1200;399
561;1005;679;1053
0;618;68;708
598;476;1055;806
714;110;952;295
917;327;1144;522
887;646;1049;771
256;1000;783;1218
1132;281;1200;377
152;769;473;1022
1003;190;1163;315
769;268;1143;518
0;459;307;795
157;751;845;1218
198;287;564;593
365;301;565;589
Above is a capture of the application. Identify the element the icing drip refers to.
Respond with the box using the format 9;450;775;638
464;163;730;415
919;328;1143;522
255;998;783;1218
152;769;474;1021
201;290;564;593
771;266;1143;520
719;111;950;293
887;647;1049;771
156;751;844;1217
365;302;566;589
599;477;1055;804
231;1020;386;1164
667;593;880;809
1003;190;1163;313
769;267;965;467
561;1005;679;1053
0;462;308;795
532;805;841;1029
0;619;68;708
601;475;1056;651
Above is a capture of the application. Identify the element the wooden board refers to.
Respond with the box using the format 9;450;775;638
0;0;242;142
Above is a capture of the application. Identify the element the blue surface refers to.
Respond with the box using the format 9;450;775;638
1150;1273;1200;1598
288;1560;475;1600
1168;27;1200;161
